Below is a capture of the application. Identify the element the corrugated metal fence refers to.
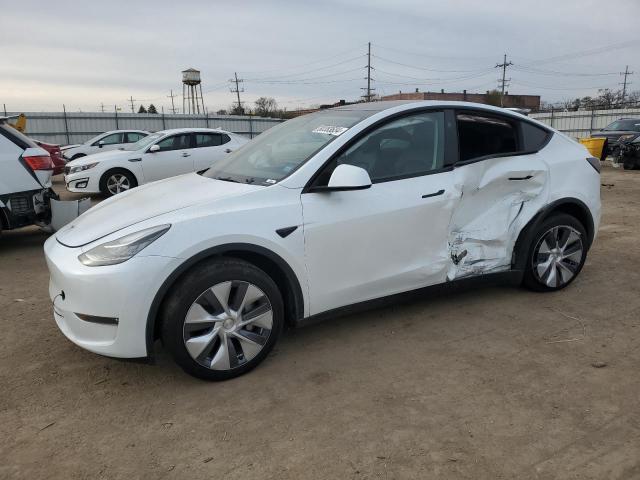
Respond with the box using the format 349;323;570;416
530;107;640;139
7;111;284;145
11;107;640;145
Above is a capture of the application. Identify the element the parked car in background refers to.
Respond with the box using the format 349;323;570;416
61;130;149;160
34;140;65;175
0;118;55;231
64;128;248;196
591;117;640;158
46;101;601;380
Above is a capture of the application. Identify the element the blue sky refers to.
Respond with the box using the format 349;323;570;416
1;0;639;112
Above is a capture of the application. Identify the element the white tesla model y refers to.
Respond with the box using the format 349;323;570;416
45;101;601;380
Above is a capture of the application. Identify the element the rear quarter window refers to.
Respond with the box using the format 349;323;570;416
521;122;551;151
0;124;39;150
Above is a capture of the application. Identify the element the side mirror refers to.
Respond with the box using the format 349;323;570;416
319;164;372;191
98;140;105;148
149;144;160;153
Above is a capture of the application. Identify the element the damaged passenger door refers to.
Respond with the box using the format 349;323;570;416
302;110;459;315
447;111;550;280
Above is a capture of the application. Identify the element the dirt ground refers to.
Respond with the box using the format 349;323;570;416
1;166;639;480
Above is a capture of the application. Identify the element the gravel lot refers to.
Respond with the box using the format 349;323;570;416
1;166;639;479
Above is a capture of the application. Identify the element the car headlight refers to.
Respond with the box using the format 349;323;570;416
69;162;99;174
618;134;637;143
78;224;170;266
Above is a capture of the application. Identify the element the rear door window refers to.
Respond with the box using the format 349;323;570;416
456;112;518;162
195;133;223;148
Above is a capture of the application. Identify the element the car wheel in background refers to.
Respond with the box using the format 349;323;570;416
99;169;137;196
70;153;86;160
623;156;638;170
523;214;587;292
161;258;284;381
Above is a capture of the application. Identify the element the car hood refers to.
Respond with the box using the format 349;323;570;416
65;149;133;167
60;144;81;151
55;173;264;247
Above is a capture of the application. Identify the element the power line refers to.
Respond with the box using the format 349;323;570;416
245;55;364;82
372;54;489;73
495;54;513;106
522;39;640;67
620;65;634;103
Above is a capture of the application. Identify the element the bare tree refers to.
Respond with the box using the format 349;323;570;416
254;97;278;117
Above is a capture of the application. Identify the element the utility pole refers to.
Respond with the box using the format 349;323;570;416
620;65;634;105
495;54;513;107
128;96;136;113
229;72;244;114
99;103;105;113
167;89;177;114
361;42;375;102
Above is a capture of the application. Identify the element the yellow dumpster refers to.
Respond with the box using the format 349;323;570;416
579;137;607;161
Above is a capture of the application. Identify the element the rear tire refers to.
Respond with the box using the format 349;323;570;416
522;214;587;292
623;156;638;170
71;153;86;160
161;258;284;381
99;169;137;196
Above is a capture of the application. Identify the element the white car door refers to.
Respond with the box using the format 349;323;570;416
141;133;195;182
192;132;233;171
301;111;458;315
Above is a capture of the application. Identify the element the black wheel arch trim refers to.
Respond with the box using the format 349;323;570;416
512;197;595;272
145;243;305;359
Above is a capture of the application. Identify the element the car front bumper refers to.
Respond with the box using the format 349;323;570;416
64;171;102;193
44;235;180;358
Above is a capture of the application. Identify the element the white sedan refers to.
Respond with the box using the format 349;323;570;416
46;101;601;380
61;130;149;160
64;128;248;196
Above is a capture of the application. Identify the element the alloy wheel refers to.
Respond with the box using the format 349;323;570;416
106;174;131;194
183;281;273;370
532;225;584;288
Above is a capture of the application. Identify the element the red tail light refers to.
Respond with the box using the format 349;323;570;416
23;154;54;171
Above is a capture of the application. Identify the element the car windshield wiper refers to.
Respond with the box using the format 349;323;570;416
215;176;240;183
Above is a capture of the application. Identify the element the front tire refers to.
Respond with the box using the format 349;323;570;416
523;214;587;292
161;258;284;381
99;169;137;196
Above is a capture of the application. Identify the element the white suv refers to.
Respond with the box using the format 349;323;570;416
64;128;248;196
45;101;601;380
61;130;149;160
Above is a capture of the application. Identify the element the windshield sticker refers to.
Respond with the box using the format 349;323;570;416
312;125;348;136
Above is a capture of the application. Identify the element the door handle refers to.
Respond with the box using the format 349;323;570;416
508;175;533;181
182;152;191;157
225;148;232;153
422;189;445;199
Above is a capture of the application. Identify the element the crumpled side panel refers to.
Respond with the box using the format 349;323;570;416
447;157;548;280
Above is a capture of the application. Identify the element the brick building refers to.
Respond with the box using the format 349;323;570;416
381;89;540;110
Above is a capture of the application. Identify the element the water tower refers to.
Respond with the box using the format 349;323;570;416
182;68;205;114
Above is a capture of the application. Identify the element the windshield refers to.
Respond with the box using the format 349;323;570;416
202;109;375;185
125;132;164;151
604;119;640;132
